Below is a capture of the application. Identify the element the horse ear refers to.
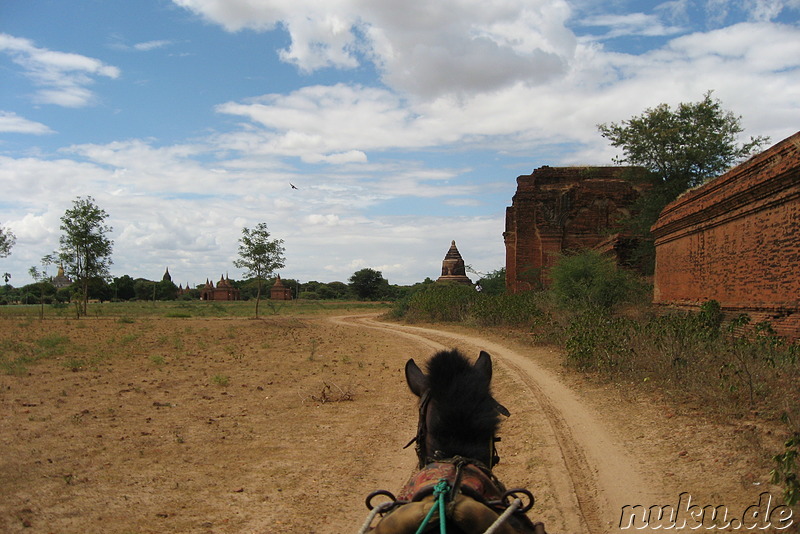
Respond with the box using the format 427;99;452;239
405;359;428;397
474;350;492;381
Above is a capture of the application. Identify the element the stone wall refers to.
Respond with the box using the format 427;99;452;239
504;166;646;292
651;132;800;338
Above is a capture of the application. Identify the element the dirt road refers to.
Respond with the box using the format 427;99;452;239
333;315;660;533
336;314;782;534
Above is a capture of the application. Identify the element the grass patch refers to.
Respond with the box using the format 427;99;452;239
211;374;230;387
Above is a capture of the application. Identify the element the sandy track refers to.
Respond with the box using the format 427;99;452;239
333;314;663;533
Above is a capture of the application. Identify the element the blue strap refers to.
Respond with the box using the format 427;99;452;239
414;479;450;534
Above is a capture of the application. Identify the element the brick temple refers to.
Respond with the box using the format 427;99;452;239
651;131;800;338
504;166;646;292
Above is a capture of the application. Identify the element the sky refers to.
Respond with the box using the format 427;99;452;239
1;0;799;288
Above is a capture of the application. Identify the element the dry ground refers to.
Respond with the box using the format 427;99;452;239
0;311;791;533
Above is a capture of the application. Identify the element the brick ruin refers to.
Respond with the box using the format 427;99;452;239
199;275;241;301
651;131;800;338
437;240;473;285
270;275;293;300
504;166;646;292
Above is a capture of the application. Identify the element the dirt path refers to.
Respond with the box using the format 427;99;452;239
333;314;663;533
336;314;781;534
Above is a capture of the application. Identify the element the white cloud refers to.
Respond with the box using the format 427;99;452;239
173;0;577;97
0;33;120;107
578;13;685;39
0;111;54;134
133;40;174;51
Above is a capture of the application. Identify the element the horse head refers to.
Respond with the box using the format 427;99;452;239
405;349;509;469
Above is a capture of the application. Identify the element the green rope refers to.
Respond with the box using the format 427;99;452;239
414;479;450;534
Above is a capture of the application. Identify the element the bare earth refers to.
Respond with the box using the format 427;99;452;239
0;312;785;533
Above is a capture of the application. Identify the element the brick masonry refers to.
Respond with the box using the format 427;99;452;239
504;166;646;292
651;131;800;338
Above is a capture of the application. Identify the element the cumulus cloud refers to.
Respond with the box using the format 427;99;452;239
173;0;577;97
0;33;120;107
0;111;54;134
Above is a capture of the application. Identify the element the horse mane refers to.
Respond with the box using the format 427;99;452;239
425;349;500;462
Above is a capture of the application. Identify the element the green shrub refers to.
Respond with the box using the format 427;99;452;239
469;291;544;327
549;250;639;311
403;283;478;322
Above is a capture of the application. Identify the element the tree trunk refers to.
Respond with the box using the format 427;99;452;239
255;280;262;318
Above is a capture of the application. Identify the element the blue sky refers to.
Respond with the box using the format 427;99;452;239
1;0;799;287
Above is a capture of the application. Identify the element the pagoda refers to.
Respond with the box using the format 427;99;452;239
436;241;472;285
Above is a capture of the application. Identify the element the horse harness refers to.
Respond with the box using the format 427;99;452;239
360;391;544;533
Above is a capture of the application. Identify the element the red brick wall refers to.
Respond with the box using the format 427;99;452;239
651;131;800;338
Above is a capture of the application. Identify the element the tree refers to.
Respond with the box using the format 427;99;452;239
1;224;15;258
597;92;769;272
476;268;506;296
58;196;114;316
598;91;768;198
349;268;389;300
29;254;56;319
233;223;285;318
111;275;136;301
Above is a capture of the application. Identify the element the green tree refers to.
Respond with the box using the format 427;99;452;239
476;268;506;296
598;91;768;197
232;223;285;318
111;275;136;301
0;224;15;258
597;92;768;272
348;268;389;300
58;196;114;316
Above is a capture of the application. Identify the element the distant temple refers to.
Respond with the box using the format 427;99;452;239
199;274;240;301
270;275;293;300
52;264;72;289
437;241;473;285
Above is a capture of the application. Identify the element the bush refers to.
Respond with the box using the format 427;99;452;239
470;291;544;327
549;250;640;311
402;283;478;322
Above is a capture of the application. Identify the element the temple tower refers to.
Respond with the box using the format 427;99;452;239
436;241;473;285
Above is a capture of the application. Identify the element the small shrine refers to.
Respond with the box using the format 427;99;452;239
270;275;293;300
199;274;240;301
436;241;473;285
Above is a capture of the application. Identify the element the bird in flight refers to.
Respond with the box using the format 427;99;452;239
290;183;299;190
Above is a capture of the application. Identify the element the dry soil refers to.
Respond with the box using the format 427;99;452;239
0;312;787;533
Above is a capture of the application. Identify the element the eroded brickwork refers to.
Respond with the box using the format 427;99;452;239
651;132;800;338
504;166;646;292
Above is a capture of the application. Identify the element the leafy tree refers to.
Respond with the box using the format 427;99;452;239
111;275;136;301
58;196;114;316
0;224;15;258
597;92;768;272
348;268;390;300
476;268;506;296
233;223;285;317
598;91;768;197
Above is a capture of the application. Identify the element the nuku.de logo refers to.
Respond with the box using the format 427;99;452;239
619;492;793;530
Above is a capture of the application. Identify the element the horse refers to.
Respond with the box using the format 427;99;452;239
360;349;547;534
